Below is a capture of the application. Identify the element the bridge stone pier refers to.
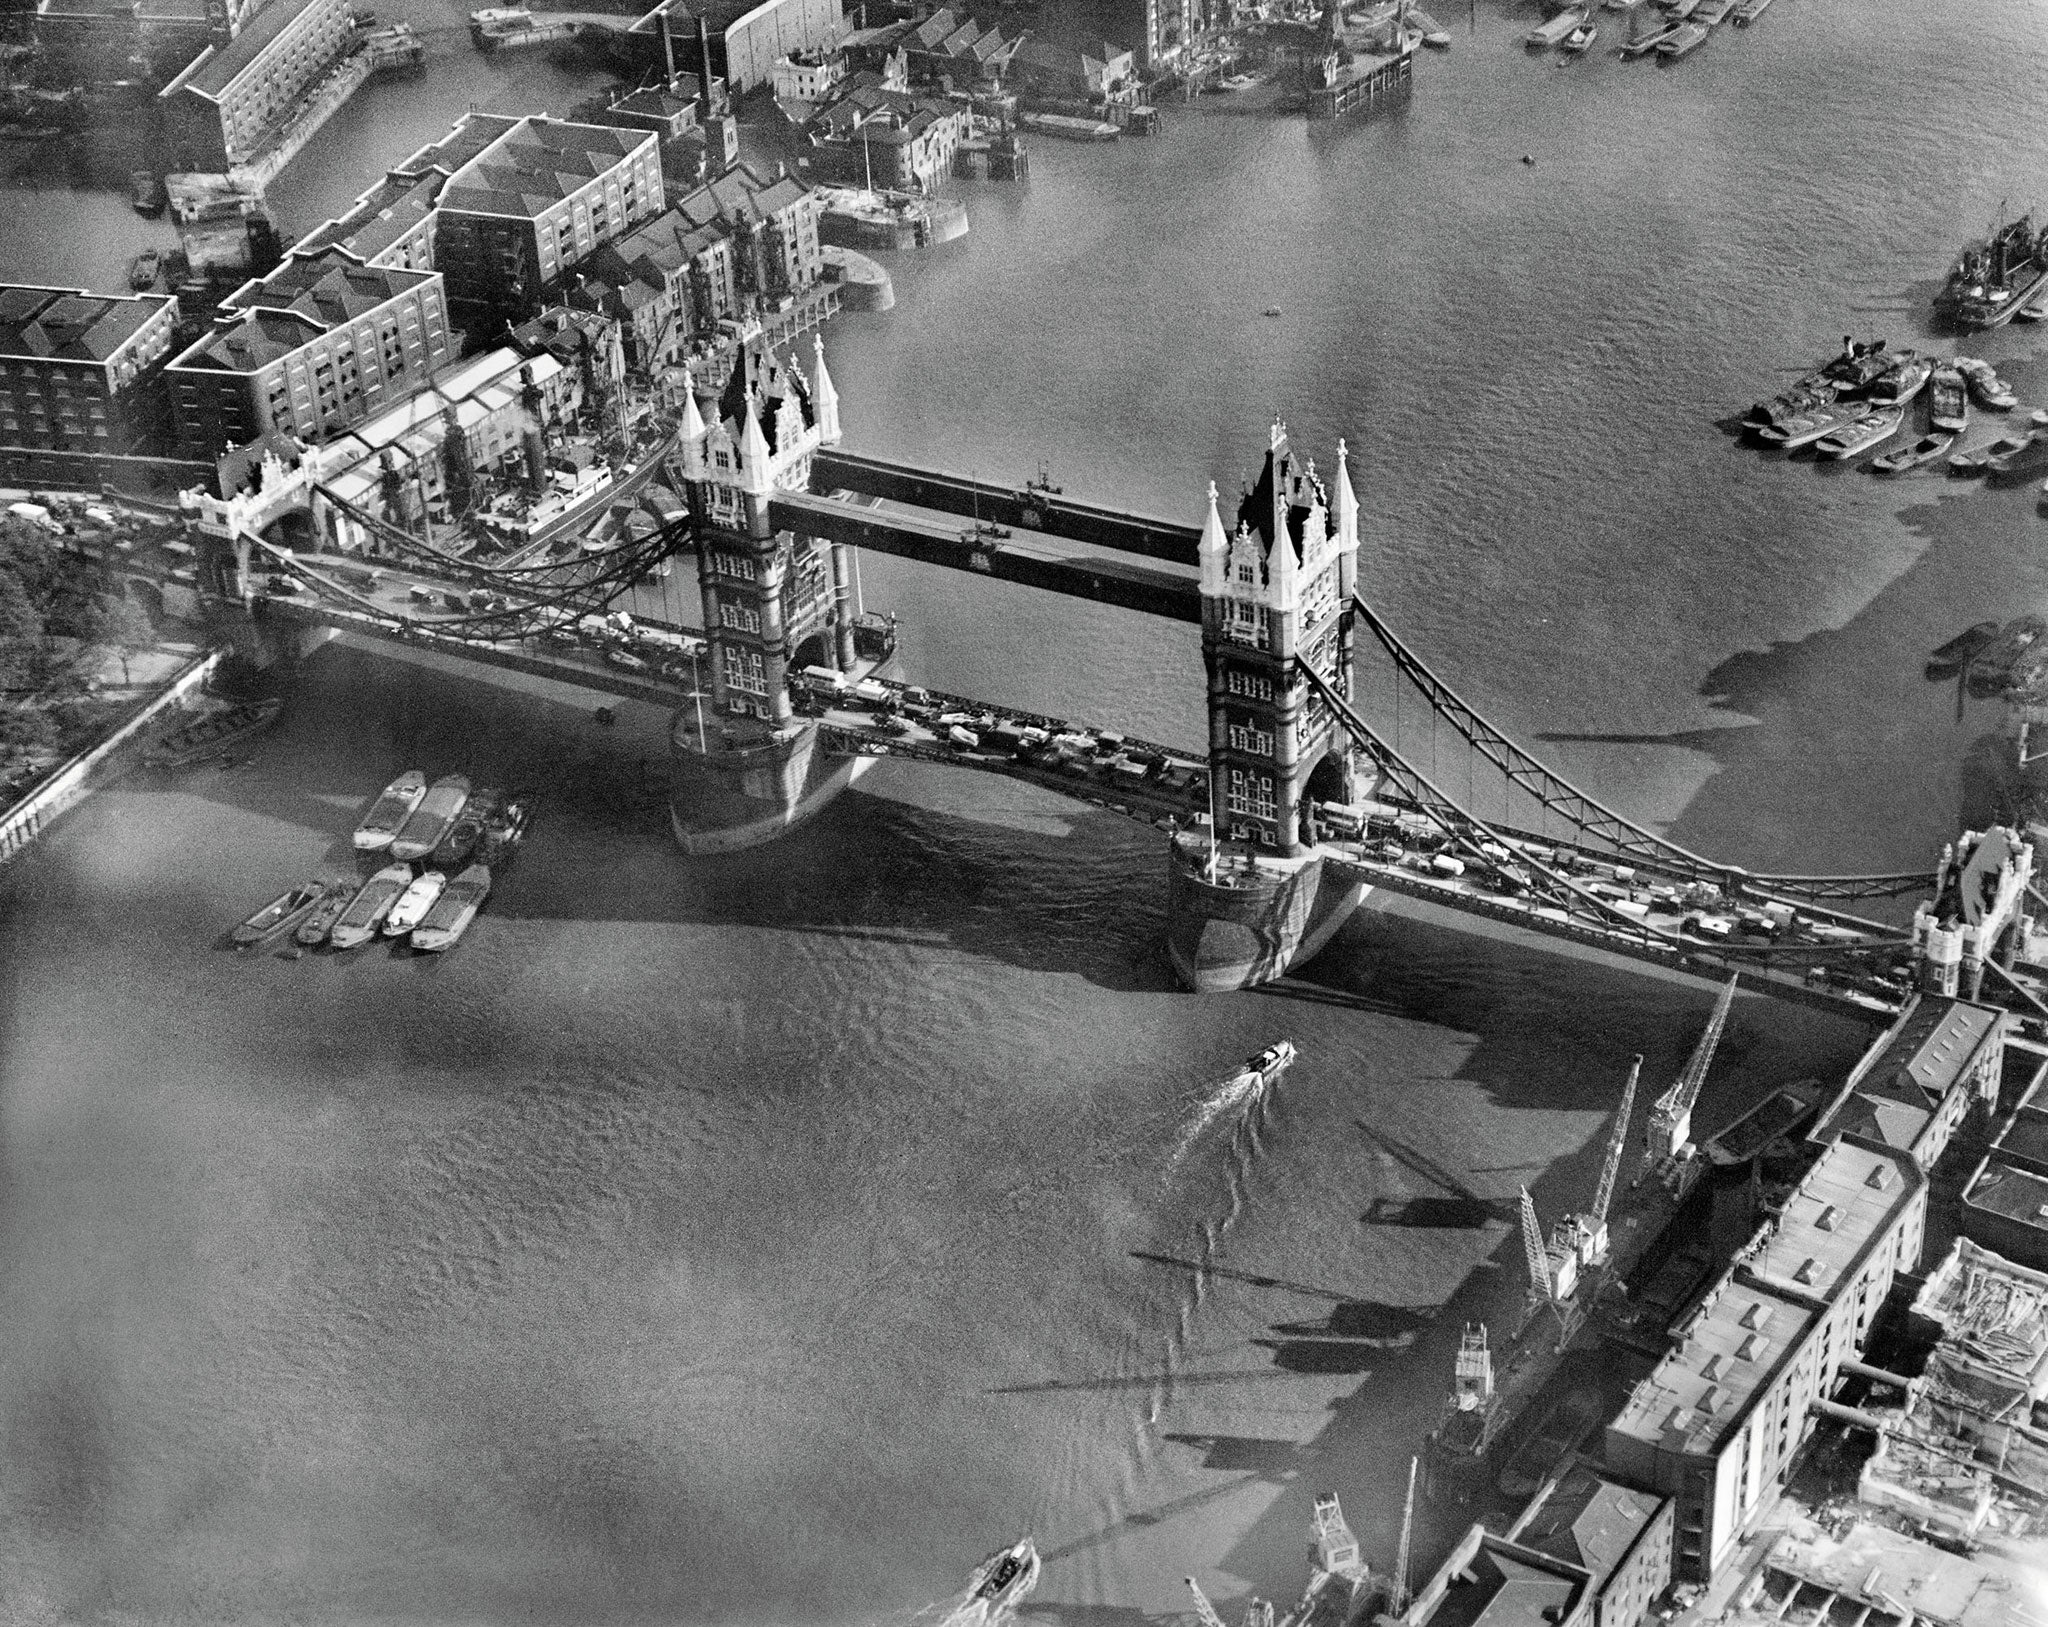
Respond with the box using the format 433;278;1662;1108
1166;421;1372;992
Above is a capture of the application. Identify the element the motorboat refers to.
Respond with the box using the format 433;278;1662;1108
410;864;491;952
232;881;323;945
328;864;414;950
1872;431;1957;474
943;1539;1042;1627
355;770;428;852
388;774;471;863
382;869;448;936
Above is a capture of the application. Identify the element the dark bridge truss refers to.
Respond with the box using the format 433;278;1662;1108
1296;660;1920;1013
1344;595;1930;907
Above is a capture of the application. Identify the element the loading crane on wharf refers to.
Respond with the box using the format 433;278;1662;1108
1518;1051;1644;1345
1183;1494;1371;1627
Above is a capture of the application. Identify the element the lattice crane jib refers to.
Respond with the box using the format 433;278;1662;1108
1393;1455;1419;1614
1185;1577;1230;1627
1649;975;1736;1159
1519;1185;1550;1301
1576;1052;1643;1267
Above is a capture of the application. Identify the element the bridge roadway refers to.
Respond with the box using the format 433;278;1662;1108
1294;833;1913;1019
808;452;1204;568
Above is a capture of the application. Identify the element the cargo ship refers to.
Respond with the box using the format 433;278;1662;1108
1934;212;2048;331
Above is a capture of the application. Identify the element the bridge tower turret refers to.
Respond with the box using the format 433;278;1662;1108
1198;420;1359;856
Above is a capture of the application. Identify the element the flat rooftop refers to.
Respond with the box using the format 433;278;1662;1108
1994;1103;2048;1172
436;116;652;219
1609;1137;1919;1458
1963;1158;2048;1232
0;285;171;364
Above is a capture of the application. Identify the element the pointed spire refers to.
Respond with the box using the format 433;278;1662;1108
677;364;706;479
737;397;773;496
1266;487;1299;613
1199;478;1229;596
1333;437;1359;555
811;333;841;445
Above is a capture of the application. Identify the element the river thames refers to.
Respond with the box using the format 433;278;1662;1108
1;0;2047;1621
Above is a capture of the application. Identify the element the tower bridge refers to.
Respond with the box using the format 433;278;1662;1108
160;334;2048;1023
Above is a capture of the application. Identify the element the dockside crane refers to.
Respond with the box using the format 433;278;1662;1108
1519;1184;1554;1307
1646;975;1738;1164
1186;1577;1230;1627
1566;1053;1642;1270
1392;1455;1419;1614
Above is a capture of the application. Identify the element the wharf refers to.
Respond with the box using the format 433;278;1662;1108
226;48;374;191
1304;46;1412;117
1424;1156;1700;1500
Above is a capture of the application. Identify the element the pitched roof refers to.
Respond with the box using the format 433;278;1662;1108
225;248;437;327
0;286;170;364
437;116;654;220
715;341;812;454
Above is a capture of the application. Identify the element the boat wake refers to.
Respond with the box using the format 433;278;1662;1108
1163;1063;1276;1183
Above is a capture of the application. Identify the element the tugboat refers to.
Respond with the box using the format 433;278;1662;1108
1866;352;1933;406
1928;364;1969;434
410;864;491;952
943;1539;1041;1627
127;246;160;290
476;797;530;867
328;864;413;950
294;877;360;946
431;786;498;869
232;880;324;945
1935;212;2048;331
355;770;428;852
1966;615;2048;696
143;698;283;768
388;774;470;863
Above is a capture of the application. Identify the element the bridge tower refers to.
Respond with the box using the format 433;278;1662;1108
1166;422;1367;991
1196;421;1360;855
668;337;886;853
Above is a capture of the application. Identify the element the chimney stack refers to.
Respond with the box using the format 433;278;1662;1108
522;424;547;494
697;11;715;122
658;8;676;86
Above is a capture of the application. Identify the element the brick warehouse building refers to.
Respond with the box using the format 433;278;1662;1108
0;286;180;454
165;251;452;455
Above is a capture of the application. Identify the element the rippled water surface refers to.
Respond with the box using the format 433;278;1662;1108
3;0;2048;1620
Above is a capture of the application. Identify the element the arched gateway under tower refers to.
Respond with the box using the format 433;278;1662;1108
1164;422;1372;992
